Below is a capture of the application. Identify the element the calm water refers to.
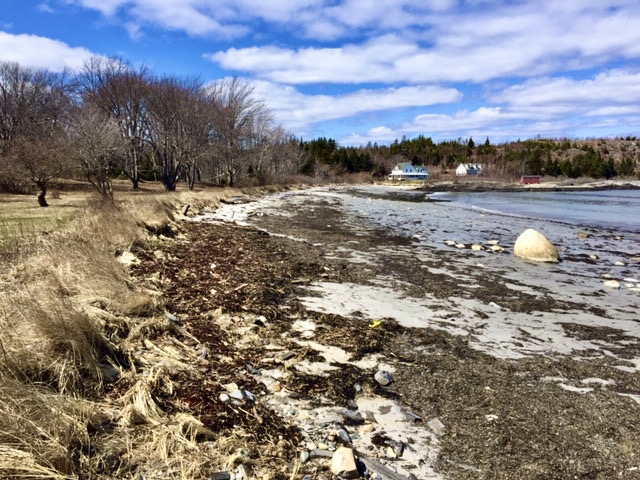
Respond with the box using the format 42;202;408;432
437;189;640;233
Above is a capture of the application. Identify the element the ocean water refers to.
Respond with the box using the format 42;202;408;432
436;189;640;233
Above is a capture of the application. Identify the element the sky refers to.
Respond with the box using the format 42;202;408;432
2;1;640;146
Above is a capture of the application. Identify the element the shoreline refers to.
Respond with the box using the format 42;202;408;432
402;178;640;193
195;185;640;478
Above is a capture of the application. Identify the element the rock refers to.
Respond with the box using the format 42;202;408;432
316;413;343;425
471;244;484;251
577;231;590;239
604;280;620;289
455;243;466;249
337;428;351;444
219;393;230;403
386;446;397;458
490;245;505;252
602;273;613;279
623;278;640;283
331;447;360;479
513;229;559;263
427;418;445;436
317;443;329;450
164;312;182;325
624;283;636;288
244;390;256;402
374;370;394;386
311;449;334;458
487;240;500;245
229;390;244;401
404;411;423;422
615;261;626;266
300;450;310;463
361;424;375;433
444;240;456;246
589;254;599;260
339;408;364;424
211;472;231;480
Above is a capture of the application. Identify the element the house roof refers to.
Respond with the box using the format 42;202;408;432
395;162;412;169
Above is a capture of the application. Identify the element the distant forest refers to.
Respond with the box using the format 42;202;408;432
1;58;638;204
299;135;639;180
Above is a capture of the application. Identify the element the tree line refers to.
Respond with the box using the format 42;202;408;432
0;59;303;205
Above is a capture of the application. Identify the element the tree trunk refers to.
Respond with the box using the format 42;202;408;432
132;177;139;190
37;184;48;207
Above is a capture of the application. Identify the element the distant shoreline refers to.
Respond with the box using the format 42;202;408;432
413;178;640;193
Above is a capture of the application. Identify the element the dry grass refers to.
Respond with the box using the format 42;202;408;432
0;182;254;478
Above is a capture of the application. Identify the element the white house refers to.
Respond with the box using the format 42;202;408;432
456;163;484;176
388;162;429;181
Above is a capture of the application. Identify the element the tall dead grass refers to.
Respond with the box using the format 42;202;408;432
0;188;236;478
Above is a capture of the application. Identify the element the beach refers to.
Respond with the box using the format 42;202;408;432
133;184;640;479
195;187;640;478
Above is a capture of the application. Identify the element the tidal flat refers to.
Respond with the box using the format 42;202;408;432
193;185;640;479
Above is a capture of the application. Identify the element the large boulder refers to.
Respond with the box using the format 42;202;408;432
513;229;559;263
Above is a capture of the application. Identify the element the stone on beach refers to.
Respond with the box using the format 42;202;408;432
471;244;484;251
513;229;559;263
487;240;500;245
374;370;394;386
331;447;360;479
490;245;505;252
604;280;620;289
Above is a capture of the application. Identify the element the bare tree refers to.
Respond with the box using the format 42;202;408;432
70;105;126;200
0;61;72;205
76;57;150;189
209;78;270;186
146;76;214;191
9;133;70;206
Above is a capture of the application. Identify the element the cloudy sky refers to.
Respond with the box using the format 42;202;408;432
2;1;640;145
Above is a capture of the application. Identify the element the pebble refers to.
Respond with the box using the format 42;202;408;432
219;393;230;403
337;429;351;444
623;278;639;283
602;273;613;279
604;280;620;289
427;417;445;436
300;451;310;463
444;240;456;246
615;261;626;266
374;370;394;386
471;244;484;251
361;424;375;433
624;283;636;288
487;240;500;245
490;245;505;252
590;254;599;260
455;243;466;249
229;390;244;401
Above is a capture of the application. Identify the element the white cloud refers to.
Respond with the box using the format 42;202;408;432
0;31;98;71
247;79;462;132
205;2;640;84
492;70;640;108
37;3;55;13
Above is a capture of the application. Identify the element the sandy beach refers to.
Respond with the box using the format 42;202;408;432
187;184;640;479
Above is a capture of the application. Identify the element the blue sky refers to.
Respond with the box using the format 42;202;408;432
2;1;640;145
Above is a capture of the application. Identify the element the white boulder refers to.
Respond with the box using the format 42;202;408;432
513;229;559;263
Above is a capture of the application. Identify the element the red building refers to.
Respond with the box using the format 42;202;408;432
521;175;542;185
